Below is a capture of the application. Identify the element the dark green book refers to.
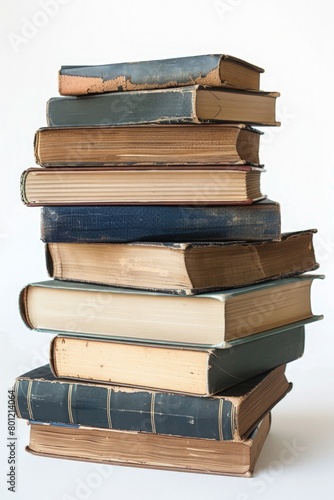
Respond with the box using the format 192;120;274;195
15;364;291;441
49;324;310;395
47;86;280;127
58;54;264;95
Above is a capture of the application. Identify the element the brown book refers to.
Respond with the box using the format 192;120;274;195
58;54;264;96
34;124;262;167
26;413;271;477
45;230;319;294
20;165;264;206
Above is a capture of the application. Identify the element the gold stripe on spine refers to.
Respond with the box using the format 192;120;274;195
231;404;236;438
218;399;223;441
150;393;156;434
27;381;33;420
13;380;22;419
68;385;74;424
106;388;112;429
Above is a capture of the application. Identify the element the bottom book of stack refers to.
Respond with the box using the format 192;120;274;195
26;413;271;477
15;363;291;476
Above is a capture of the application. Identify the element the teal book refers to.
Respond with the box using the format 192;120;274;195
48;324;308;395
58;54;264;95
19;275;323;345
47;86;280;127
15;364;291;441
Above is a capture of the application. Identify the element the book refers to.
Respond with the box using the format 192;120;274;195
20;165;265;206
15;364;290;441
34;124;262;167
45;230;319;294
48;324;309;395
40;199;281;243
26;413;271;477
58;54;264;95
46;86;280;127
19;275;321;345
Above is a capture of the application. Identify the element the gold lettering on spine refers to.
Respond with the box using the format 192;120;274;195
150;394;156;434
218;399;224;441
106;388;112;429
67;385;74;424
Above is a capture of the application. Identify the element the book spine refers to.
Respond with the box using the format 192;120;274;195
58;55;224;95
15;378;234;441
47;87;199;127
40;203;281;243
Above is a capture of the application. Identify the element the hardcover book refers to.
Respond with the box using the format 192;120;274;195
48;324;309;395
19;275;322;345
40;199;281;243
58;53;264;95
26;413;271;477
34;124;262;167
20;166;265;206
47;86;280;127
15;364;290;441
45;230;319;294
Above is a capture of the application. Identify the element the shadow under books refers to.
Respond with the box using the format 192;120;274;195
255;411;334;474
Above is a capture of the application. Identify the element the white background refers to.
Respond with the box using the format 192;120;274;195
1;0;333;499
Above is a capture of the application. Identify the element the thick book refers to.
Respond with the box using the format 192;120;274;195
48;324;309;395
19;275;322;345
26;413;271;477
45;230;319;294
58;54;264;95
15;364;290;441
34;124;262;167
40;199;281;243
46;86;280;127
20;165;265;206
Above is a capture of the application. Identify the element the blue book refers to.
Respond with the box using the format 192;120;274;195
15;364;290;441
41;199;281;243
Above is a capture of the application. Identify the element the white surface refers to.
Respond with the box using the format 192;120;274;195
1;1;333;499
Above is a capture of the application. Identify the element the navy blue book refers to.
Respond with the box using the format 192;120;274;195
15;364;290;441
41;199;281;243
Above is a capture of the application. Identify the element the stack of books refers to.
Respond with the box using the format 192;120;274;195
15;54;323;477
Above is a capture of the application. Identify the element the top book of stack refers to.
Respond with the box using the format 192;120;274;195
58;54;265;95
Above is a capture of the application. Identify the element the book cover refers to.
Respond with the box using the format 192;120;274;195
40;199;281;243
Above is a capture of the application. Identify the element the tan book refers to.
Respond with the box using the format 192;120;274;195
26;413;271;477
20;165;264;206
